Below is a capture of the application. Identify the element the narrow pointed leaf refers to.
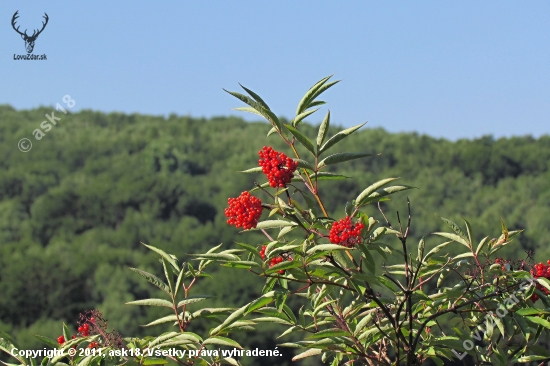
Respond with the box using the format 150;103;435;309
356;178;399;205
126;299;173;308
203;336;243;349
240;167;263;173
316;110;330;151
320;122;366;154
239;83;270;110
297;76;332;115
254;220;298;230
318;152;374;168
432;232;470;248
292;348;322;361
141;243;179;271
285;125;315;155
129;268;171;295
233;107;263;118
293;108;320;127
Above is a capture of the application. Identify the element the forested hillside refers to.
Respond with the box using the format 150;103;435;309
1;104;549;364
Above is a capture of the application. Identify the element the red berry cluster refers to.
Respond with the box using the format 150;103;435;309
224;191;263;229
258;146;298;188
88;342;99;349
57;321;92;347
329;217;365;248
78;322;91;336
260;245;291;274
530;260;550;302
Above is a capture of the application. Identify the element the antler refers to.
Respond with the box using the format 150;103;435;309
29;13;49;39
11;11;26;37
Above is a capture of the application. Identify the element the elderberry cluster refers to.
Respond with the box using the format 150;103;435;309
56;317;95;347
56;310;123;349
258;146;298;188
260;245;290;274
530;260;550;302
329;216;365;248
224;191;263;229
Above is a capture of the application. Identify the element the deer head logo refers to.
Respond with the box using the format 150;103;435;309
12;11;49;54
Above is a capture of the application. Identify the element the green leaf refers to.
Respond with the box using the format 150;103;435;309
33;334;59;349
285;125;315;155
307;244;350;254
320;123;366;154
189;253;240;261
0;334;26;365
537;277;550;292
475;236;489;255
265;260;301;274
422;241;453;262
317;152;374;169
307;328;349;339
210;305;248;335
76;355;97;366
355;178;399;206
225;89;283;133
126;299;173;308
142;358;169;365
516;308;550;316
173;267;185;298
294;159;316;171
296;76;333;115
316;111;330;151
235;242;260;256
129;268;171;295
432;232;470;248
240;167;263;173
462;217;474;247
148;332;180;348
292;108;320;127
438;217;470;247
143;314;182;327
254;220;298;230
238;83;270;110
222;261;261;269
62;323;70;345
516;355;550;362
233;107;264;118
161;258;174;293
141;243;179;271
177;297;211;308
526;316;550;329
252;317;292;325
189;308;234;320
267;127;277;137
292;349;322;361
203;336;243;349
417;236;426;263
308;172;350;180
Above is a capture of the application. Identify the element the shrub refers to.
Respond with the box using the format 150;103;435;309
2;77;550;366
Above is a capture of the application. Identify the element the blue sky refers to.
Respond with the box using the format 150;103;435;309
0;1;548;140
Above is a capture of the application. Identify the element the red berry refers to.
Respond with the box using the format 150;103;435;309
57;335;65;345
530;261;550;302
329;217;364;248
224;191;263;229
260;245;267;260
258;146;298;188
